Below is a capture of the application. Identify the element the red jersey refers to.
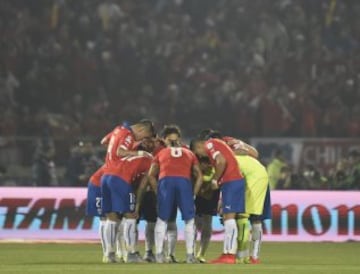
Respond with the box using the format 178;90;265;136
107;156;151;184
153;147;198;180
204;138;243;184
89;166;104;187
104;125;135;174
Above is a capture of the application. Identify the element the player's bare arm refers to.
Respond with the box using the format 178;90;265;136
229;139;259;158
211;153;227;189
147;163;159;194
100;132;112;145
116;146;153;158
192;163;203;196
134;175;149;216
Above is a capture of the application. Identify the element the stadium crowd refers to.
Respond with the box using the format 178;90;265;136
0;0;359;188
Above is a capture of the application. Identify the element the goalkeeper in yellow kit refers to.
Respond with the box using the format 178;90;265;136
235;155;271;264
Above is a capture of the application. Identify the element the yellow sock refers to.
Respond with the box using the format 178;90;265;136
236;218;250;259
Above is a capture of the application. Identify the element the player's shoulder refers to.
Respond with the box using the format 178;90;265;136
181;146;193;153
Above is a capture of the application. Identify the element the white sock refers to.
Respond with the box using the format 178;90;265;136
185;218;195;255
155;218;167;255
251;223;263;259
99;219;106;255
124;218;137;253
223;219;238;254
116;219;126;258
104;220;117;256
199;215;212;256
167;222;177;256
145;222;155;252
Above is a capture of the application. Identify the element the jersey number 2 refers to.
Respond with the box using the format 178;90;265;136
170;147;182;158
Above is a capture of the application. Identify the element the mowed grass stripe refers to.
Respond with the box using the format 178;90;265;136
0;242;359;274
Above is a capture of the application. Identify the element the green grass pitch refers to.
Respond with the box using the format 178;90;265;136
0;242;359;274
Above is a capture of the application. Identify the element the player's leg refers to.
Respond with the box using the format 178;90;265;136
197;214;212;262
166;207;178;263
124;215;141;262
86;182;106;259
106;176;134;262
99;218;106;256
122;185;142;263
154;178;174;263
101;175;119;263
249;186;271;264
194;215;202;258
249;217;262;264
211;179;245;264
195;191;218;262
176;178;196;263
116;218;126;262
142;191;157;262
236;214;250;264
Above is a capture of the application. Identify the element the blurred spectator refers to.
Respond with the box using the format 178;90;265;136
32;132;57;186
302;165;328;189
65;141;102;186
267;149;288;189
333;150;360;189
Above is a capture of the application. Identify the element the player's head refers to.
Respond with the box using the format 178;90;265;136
132;119;156;141
197;155;212;173
207;130;223;139
198;128;222;140
198;129;213;140
138;137;155;153
161;124;181;147
190;137;207;157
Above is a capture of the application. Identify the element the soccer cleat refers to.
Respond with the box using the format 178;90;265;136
236;256;250;264
143;250;156;263
249;257;260;264
186;254;198;264
155;253;166;263
167;254;179;263
116;256;125;263
126;252;144;263
103;253;117;263
210;254;236;264
197;256;207;263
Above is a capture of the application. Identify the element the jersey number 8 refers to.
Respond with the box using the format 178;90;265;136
170;147;182;158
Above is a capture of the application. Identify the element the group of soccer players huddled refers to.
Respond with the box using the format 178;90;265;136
86;119;271;264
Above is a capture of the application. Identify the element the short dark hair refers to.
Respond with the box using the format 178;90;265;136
137;119;156;136
198;129;213;140
208;130;222;139
198;129;222;140
161;124;181;138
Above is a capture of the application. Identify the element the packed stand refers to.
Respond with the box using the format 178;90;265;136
0;0;360;187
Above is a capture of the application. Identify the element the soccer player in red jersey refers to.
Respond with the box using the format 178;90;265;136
101;153;153;263
139;125;203;263
100;120;155;263
138;133;178;263
192;137;246;264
